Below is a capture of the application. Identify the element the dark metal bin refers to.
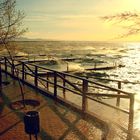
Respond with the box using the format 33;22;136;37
24;111;40;135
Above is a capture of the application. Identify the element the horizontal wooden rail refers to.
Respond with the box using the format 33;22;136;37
25;63;135;95
87;93;129;98
87;95;129;114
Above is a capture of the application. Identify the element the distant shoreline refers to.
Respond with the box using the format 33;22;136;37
12;38;140;43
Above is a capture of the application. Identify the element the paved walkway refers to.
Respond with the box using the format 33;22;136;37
0;74;108;140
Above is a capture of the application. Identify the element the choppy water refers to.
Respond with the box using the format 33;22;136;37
2;41;140;130
14;41;140;83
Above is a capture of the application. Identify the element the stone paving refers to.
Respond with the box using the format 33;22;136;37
0;74;108;140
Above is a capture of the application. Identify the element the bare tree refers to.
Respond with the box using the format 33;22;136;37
0;0;27;108
0;0;27;56
101;11;140;38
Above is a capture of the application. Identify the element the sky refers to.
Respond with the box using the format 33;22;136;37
17;0;140;41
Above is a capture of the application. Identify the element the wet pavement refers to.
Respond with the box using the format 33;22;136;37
0;74;107;140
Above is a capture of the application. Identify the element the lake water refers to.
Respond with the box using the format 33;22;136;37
14;41;140;89
2;41;140;131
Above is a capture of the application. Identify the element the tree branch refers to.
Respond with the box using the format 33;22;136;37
101;11;140;38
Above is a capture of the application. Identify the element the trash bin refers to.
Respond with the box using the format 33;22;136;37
24;111;40;135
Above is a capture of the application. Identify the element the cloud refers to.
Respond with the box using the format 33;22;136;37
24;15;49;22
22;0;140;41
58;15;96;20
94;0;140;16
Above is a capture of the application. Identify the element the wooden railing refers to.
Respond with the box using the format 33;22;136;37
0;57;136;140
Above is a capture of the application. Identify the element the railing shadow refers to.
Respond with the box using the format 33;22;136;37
0;56;136;140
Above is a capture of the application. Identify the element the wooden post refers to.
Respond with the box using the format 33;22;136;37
116;81;121;106
22;62;25;81
16;68;19;78
67;62;69;72
63;74;66;98
54;72;57;99
46;74;49;90
4;57;7;79
11;63;15;76
82;79;88;112
0;63;2;89
28;53;29;62
127;94;134;140
25;68;27;80
34;66;38;87
4;57;7;72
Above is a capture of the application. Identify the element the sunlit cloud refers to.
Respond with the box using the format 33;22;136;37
25;16;49;22
19;0;140;41
25;14;96;22
58;15;96;19
24;31;44;39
